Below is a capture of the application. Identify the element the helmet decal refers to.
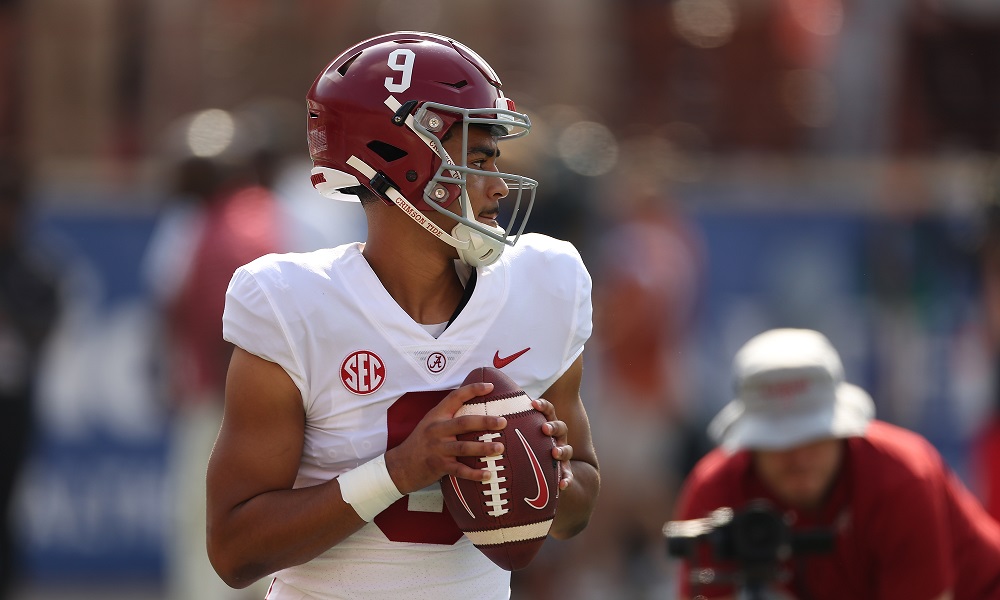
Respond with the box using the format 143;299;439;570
384;49;415;93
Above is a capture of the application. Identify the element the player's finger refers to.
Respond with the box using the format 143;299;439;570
553;443;573;462
435;382;493;416
558;464;573;490
443;462;496;482
445;439;504;458
542;419;568;439
444;414;507;435
531;398;556;421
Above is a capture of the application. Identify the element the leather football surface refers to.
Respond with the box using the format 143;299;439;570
440;366;560;571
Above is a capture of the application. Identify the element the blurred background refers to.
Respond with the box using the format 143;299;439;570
1;0;1000;598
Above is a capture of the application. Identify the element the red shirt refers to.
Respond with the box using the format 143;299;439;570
674;421;1000;600
167;185;283;404
973;415;1000;523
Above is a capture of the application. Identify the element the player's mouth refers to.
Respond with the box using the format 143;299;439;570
478;207;500;228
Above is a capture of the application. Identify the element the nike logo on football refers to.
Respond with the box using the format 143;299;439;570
493;347;530;369
516;428;550;510
449;475;476;519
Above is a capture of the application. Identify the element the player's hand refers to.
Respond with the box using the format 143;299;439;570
385;382;507;494
532;398;573;491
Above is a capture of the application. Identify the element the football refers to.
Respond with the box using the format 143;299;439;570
440;366;560;571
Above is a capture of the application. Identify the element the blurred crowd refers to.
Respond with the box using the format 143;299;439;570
1;0;1000;599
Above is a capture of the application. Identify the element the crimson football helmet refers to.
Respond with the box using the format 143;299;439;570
306;31;537;267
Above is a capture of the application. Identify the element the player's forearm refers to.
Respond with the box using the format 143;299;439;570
549;459;599;539
208;479;365;589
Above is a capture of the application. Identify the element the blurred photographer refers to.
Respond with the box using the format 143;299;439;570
671;328;1000;600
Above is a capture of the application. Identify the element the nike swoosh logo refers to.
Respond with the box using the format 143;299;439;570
515;428;549;510
493;347;530;369
448;475;476;519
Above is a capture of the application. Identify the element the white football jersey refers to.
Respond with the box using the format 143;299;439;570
222;233;592;600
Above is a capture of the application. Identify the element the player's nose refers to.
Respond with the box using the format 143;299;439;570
487;170;509;201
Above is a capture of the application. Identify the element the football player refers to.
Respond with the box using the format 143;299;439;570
206;32;600;600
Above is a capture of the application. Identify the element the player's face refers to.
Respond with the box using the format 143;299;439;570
440;124;509;228
753;438;844;510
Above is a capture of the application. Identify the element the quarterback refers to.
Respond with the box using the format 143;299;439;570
206;32;600;599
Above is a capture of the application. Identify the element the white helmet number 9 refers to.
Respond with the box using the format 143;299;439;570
384;49;415;93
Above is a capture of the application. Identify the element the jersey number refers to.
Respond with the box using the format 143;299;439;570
373;390;464;544
384;49;415;93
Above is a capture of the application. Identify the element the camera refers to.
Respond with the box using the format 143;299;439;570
663;499;834;599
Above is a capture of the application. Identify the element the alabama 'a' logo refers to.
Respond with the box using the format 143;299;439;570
516;428;550;510
341;350;385;395
426;352;446;374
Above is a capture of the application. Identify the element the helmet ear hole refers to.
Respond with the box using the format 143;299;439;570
366;140;407;163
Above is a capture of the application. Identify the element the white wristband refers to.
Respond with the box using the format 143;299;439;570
338;454;403;522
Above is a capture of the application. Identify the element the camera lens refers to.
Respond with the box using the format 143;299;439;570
731;503;790;564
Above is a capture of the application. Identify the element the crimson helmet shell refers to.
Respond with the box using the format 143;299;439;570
307;31;515;211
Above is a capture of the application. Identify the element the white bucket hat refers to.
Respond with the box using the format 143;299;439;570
708;328;875;452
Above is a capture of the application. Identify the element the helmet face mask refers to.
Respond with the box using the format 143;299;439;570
414;101;535;253
306;32;538;266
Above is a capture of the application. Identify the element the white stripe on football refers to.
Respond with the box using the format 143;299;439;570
463;519;553;546
453;393;533;418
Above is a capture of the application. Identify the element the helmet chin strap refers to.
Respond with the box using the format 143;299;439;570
452;221;506;268
346;156;505;267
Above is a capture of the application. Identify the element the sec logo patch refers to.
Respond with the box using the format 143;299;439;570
341;350;385;395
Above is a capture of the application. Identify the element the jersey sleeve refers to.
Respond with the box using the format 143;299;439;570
564;243;593;367
222;265;308;397
508;235;593;392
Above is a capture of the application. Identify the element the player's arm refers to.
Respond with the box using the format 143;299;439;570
534;354;599;539
207;347;366;588
207;347;504;588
